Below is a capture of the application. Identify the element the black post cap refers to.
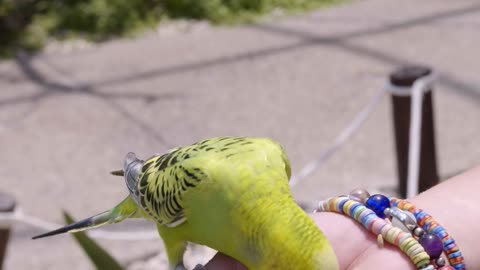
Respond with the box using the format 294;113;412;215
390;66;432;87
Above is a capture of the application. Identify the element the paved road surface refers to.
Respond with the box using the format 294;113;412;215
0;0;479;269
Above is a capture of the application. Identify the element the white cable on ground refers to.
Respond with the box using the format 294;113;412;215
385;73;437;198
290;88;386;187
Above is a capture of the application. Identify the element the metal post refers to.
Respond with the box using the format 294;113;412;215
390;66;440;198
0;192;15;270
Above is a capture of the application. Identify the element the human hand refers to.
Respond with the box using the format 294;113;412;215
204;166;480;270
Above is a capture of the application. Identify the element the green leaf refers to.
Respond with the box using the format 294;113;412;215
63;211;125;270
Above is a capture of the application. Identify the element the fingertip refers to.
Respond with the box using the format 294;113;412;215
204;253;247;270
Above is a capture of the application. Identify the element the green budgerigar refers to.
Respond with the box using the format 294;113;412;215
33;137;339;270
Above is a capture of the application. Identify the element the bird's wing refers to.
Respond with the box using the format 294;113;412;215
129;137;291;227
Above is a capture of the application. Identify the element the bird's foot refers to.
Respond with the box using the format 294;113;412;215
174;264;187;270
193;264;206;270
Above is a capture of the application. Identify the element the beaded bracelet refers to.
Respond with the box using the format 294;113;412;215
315;189;465;270
316;196;433;269
390;198;465;270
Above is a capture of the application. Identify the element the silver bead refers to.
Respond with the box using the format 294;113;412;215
413;227;425;237
391;217;409;233
401;210;417;231
390;208;417;233
435;257;446;267
348;188;370;204
383;208;391;217
404;211;418;231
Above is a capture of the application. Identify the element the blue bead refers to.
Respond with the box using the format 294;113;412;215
349;203;362;217
432;226;443;235
365;194;391;218
338;199;348;214
416;212;427;220
443;238;454;246
448;251;462;259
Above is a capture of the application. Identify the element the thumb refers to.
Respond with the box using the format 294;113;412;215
204;253;247;270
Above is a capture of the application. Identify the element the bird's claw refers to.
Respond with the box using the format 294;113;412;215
110;169;124;176
174;264;187;270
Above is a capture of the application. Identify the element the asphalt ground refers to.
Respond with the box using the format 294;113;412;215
0;0;479;269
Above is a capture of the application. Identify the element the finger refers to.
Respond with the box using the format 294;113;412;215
204;253;247;270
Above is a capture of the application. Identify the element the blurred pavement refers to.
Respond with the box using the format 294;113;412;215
0;0;479;269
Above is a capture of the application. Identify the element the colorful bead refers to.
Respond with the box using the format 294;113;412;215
366;194;391;218
419;233;443;258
